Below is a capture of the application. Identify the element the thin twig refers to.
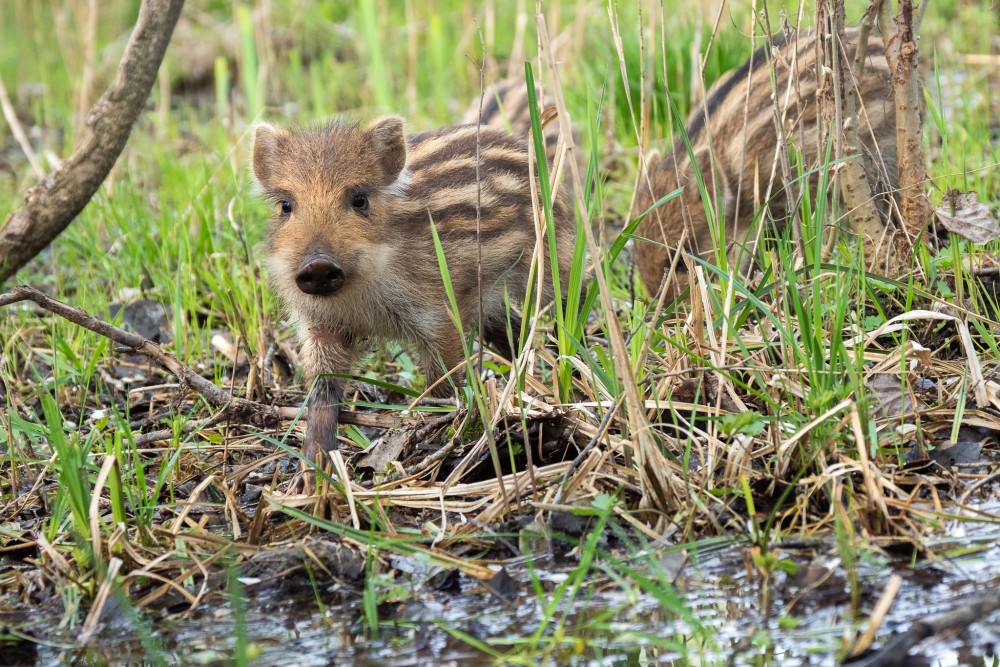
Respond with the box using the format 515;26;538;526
132;412;232;447
262;340;277;393
0;0;184;282
413;409;462;441
1;286;281;428
553;394;622;505
854;3;877;80
959;466;1000;505
404;436;462;477
848;586;1000;667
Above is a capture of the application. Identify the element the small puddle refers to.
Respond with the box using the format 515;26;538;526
9;515;1000;666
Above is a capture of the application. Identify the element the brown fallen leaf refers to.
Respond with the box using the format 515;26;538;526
353;429;410;473
868;372;924;419
935;189;1000;244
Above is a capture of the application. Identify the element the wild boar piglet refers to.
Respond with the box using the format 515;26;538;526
252;117;575;464
633;28;898;295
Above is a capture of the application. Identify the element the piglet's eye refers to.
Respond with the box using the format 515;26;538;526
278;200;293;215
352;193;369;211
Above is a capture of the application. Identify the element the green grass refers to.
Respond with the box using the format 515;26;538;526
2;0;999;663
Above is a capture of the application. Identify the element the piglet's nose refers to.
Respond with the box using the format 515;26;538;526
295;255;345;295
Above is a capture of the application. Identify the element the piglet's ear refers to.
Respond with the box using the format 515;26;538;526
252;122;283;188
367;117;407;184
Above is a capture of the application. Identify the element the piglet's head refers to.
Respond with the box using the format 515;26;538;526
252;118;407;314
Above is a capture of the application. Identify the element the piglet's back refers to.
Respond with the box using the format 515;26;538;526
394;123;575;306
633;28;896;295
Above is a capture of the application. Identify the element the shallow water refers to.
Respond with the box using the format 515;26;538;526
10;518;1000;666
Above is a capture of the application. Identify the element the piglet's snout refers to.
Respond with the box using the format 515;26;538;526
295;254;345;295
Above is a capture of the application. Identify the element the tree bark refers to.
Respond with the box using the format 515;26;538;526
848;586;1000;667
878;0;931;240
818;1;899;274
0;0;185;283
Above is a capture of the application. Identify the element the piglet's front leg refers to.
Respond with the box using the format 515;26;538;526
299;328;357;470
303;374;342;467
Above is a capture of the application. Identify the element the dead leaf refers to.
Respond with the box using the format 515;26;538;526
353;429;410;472
910;341;933;367
210;333;238;363
110;299;170;343
935;190;1000;244
869;373;916;418
483;567;519;606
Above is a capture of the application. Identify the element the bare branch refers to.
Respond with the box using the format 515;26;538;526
0;0;185;283
1;285;280;429
0;286;415;435
854;3;877;80
914;0;930;34
875;0;893;42
818;1;898;271
850;587;1000;667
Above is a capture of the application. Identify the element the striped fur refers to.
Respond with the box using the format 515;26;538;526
461;78;564;164
253;117;574;462
462;79;549;137
633;28;898;295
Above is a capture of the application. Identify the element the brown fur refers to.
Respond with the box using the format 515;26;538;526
462;79;535;128
252;118;574;462
632;28;898;295
462;78;572;166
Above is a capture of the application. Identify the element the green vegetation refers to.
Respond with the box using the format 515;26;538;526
2;0;999;664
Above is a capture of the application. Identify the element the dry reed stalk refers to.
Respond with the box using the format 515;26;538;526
216;479;247;541
79;557;123;642
331;450;361;530
88;453;119;560
35;533;73;577
507;0;529;80
864;310;988;408
0;73;44;179
73;0;99;142
850;401;890;522
540;6;687;525
255;0;274;105
404;0;418;118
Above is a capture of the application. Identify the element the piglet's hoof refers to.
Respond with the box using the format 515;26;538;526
287;448;333;495
287;470;313;495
